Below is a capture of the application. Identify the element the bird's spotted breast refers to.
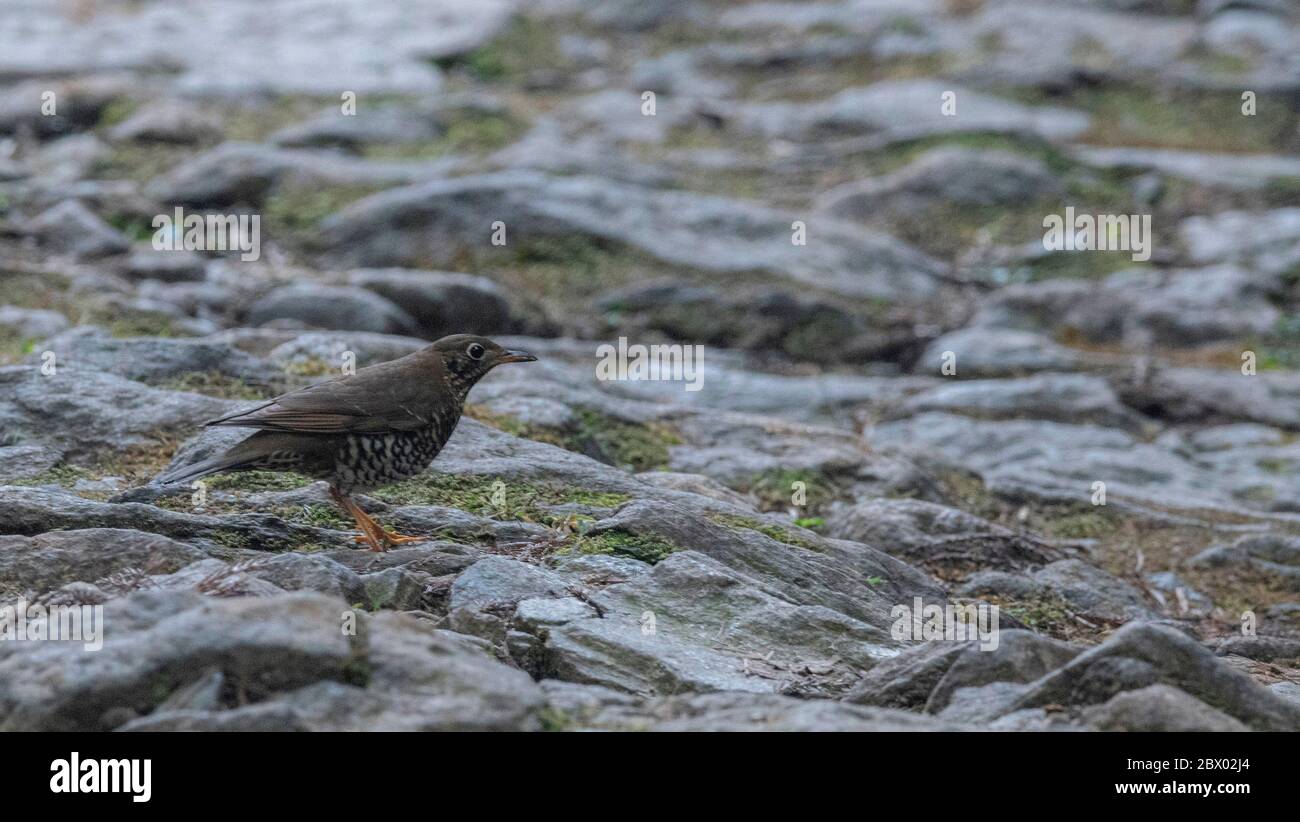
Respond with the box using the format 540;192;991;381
329;421;452;493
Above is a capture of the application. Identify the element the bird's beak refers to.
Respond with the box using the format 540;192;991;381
499;349;538;363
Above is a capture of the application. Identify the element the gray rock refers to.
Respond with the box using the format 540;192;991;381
1074;146;1300;190
927;631;1083;714
318;171;949;303
1190;534;1300;589
0;590;543;731
1031;559;1159;623
447;556;575;644
26;200;130;259
0;1;512;97
957;570;1049;600
32;327;279;385
915;327;1082;378
600;692;972;731
0;365;233;456
361;567;430;611
898;373;1147;429
1081;684;1250;731
124;248;208;282
1181;208;1300;278
872;411;1295;516
0;486;348;554
270;105;443;150
1271;681;1300;707
1144;571;1213;617
824;498;1061;570
540;678;973;729
634;471;756;510
244;553;366;602
147;558;287;598
1120;368;1300;431
263;330;426;373
819;148;1062;220
449;556;573;613
841;641;969;710
30;134;112;184
1215;635;1300;662
145;142;447;208
542;545;915;697
598;279;874;362
346;269;514;337
1011;622;1300;731
844;630;1081;714
731;79;1090;143
0;444;64;483
514;596;599;632
973;266;1281;348
0;529;208;596
550;553;651;580
1187;423;1286;451
107;100;222;144
0;305;69;342
0;77;125;137
383;504;551;547
246;284;418;335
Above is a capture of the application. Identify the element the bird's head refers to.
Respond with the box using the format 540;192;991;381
432;334;537;388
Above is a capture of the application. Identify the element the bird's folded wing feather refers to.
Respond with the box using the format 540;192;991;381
206;358;439;434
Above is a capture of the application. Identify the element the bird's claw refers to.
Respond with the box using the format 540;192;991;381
352;531;428;550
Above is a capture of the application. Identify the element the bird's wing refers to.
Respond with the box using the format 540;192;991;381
207;351;444;435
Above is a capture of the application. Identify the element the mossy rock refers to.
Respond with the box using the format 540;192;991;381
708;512;825;552
263;182;387;236
564;528;679;564
159;371;272;401
206;471;314;493
744;467;844;515
372;473;630;525
433;16;569;82
467;405;681;473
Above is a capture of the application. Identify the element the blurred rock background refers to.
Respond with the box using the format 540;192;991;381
0;0;1298;731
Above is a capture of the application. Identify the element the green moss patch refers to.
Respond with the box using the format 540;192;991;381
995;593;1077;638
708;512;825;552
744;467;844;516
263;182;387;236
206;470;314;492
433;16;569;83
216;96;342;143
93;142;192;183
1251;313;1300;371
1008;85;1297;154
0;333;39;366
467;405;682;473
1019;250;1148;283
563;528;679;564
454;234;676;314
159;371;271;400
17;438;183;496
362;110;525;160
372;473;629;525
76;305;191;339
1041;508;1121;540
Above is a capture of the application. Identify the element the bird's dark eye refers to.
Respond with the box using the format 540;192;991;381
466;343;486;360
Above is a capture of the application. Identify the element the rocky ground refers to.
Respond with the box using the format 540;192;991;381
1;0;1299;731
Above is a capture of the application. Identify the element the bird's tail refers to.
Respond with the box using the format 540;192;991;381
154;435;274;487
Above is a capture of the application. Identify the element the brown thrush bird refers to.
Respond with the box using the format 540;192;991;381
156;334;536;551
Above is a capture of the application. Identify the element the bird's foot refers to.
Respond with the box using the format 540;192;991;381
330;487;424;552
352;530;428;549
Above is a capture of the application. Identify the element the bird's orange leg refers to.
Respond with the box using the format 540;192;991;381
330;487;392;552
351;531;427;547
329;488;426;551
